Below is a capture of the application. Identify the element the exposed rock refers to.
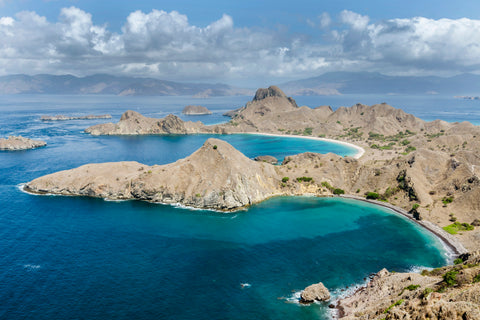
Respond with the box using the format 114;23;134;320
182;105;212;115
338;262;480;319
85;111;204;135
254;155;278;165
0;136;46;150
41;114;111;121
300;282;330;303
24;138;282;210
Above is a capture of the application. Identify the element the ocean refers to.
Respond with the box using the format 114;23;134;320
0;93;469;319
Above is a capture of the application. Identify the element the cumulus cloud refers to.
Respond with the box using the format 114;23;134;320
335;14;480;73
0;7;480;84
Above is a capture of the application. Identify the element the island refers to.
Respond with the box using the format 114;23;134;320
41;114;112;121
26;85;480;318
0;136;46;150
181;105;212;115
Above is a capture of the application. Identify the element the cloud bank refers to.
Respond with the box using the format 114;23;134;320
1;7;479;84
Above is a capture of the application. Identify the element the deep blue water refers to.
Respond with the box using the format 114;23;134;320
0;94;457;319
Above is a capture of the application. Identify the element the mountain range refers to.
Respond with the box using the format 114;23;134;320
280;72;480;96
0;72;479;96
0;74;251;97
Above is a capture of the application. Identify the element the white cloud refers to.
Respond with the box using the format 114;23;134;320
319;12;331;29
339;10;369;31
1;7;480;84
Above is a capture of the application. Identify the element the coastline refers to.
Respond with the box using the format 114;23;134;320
242;132;365;159
339;194;467;256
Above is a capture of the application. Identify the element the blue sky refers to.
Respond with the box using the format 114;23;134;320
1;0;480;86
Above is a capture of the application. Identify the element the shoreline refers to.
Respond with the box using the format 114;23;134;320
339;194;467;256
241;132;365;159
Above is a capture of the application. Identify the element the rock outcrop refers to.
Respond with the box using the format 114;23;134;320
182;105;212;115
254;155;278;165
0;136;46;150
24;138;282;210
85;111;197;135
338;256;480;319
300;282;330;303
41;114;111;121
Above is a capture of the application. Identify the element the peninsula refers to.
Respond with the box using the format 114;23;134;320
0;136;46;150
26;86;480;318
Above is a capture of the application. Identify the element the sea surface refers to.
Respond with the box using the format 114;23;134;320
0;93;469;319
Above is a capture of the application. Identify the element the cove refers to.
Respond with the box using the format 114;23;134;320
0;108;447;319
1;192;448;320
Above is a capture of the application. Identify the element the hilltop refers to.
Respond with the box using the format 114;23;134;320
24;138;282;210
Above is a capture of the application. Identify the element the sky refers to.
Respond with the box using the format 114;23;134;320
1;0;480;86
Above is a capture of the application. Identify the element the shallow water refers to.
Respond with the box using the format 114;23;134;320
0;94;454;319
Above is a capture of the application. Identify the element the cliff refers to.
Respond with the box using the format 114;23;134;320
0;136;46;150
24;138;282;210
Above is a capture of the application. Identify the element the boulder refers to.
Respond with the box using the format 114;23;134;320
254;155;278;165
300;282;330;303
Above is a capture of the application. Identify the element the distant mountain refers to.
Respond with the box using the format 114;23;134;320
280;72;480;95
0;74;252;97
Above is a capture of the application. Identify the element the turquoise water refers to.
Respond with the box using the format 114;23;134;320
0;95;452;319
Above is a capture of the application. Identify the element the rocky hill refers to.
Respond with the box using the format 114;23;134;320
86;111;204;135
0;136;46;150
24;138;282;210
182;105;212;115
337;252;480;319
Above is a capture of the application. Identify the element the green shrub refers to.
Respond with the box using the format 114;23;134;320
282;177;289;183
303;127;313;135
401;139;411;146
333;188;345;195
443;269;458;287
454;258;463;265
473;274;480;283
412;203;420;210
366;192;380;200
384;299;404;313
296;176;313;183
443;222;474;235
422;287;434;298
213;145;218;150
442;196;454;205
321;181;333;190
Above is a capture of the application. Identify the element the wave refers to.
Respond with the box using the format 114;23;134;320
23;264;41;270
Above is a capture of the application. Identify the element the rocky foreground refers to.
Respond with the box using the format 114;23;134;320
0;136;46;150
338;252;480;319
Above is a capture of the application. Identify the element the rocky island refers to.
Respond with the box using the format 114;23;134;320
181;105;212;115
28;85;480;317
0;136;46;150
41;114;111;121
